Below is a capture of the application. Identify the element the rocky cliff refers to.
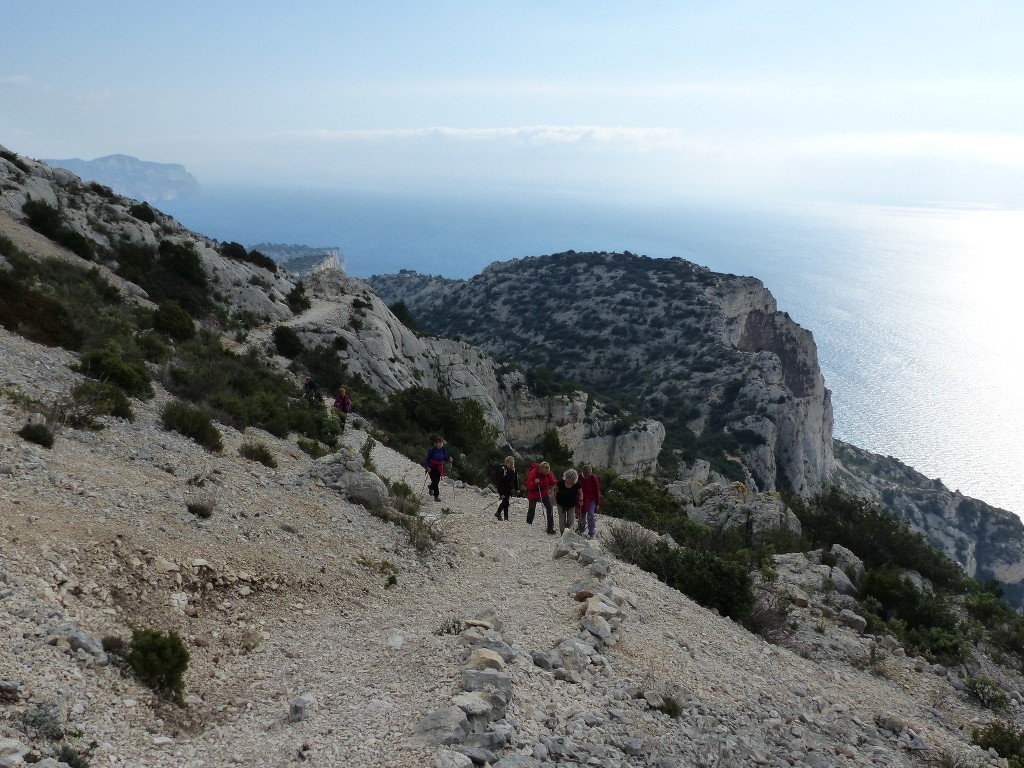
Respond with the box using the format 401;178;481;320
369;253;834;495
834;440;1024;607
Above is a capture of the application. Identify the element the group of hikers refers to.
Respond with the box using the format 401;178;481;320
303;377;601;538
423;437;601;538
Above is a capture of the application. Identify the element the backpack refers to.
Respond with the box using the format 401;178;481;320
488;462;504;488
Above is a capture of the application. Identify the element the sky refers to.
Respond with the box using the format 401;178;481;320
3;1;1024;205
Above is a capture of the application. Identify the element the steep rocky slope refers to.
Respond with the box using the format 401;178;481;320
368;253;834;495
0;324;1015;768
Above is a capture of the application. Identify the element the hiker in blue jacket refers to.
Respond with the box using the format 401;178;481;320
423;436;451;502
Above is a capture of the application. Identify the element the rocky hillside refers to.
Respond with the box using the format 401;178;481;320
0;323;1019;768
368;253;834;496
0;147;659;477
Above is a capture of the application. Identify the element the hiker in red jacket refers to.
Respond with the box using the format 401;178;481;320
578;464;601;538
526;461;557;533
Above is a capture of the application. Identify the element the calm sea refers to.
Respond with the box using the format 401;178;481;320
162;186;1024;517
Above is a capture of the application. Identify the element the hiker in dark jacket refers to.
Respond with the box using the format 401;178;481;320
494;456;518;521
554;468;582;535
422;436;451;502
526;461;557;533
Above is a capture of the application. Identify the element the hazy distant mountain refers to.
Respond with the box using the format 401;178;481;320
43;153;201;202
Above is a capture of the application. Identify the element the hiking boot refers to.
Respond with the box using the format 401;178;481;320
546;529;556;535
495;511;501;520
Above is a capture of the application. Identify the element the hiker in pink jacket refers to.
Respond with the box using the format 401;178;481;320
578;464;601;538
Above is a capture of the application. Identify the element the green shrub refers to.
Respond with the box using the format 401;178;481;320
186;500;214;519
297;437;329;458
56;745;91;768
153;300;195;341
435;617;463;636
65;380;134;427
611;532;754;620
858;568;969;664
390;480;422;516
240;441;278;468
789;485;967;590
22;198;95;260
286;282;311;313
272;325;304;358
21;702;64;740
161;400;223;452
127;628;190;704
220;242;276;272
1;148;31;173
965;676;1010;711
973;720;1024;764
129;201;157;223
0;268;84;350
76;346;153;399
18;422;54;448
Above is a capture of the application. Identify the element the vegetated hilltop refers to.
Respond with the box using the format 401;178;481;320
369;253;834;496
368;255;1024;609
6;145;1024;767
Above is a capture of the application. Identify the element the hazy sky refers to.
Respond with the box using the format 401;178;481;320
3;1;1024;205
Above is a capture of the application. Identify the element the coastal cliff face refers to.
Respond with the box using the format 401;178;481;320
834;441;1024;606
369;252;834;494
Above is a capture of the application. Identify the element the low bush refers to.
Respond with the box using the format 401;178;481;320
965;676;1010;711
152;300;195;341
22;198;96;260
972;720;1024;766
240;441;278;468
161;400;223;452
0;268;84;350
56;745;91;768
389;480;422;516
76;346;153;399
297;437;329;458
789;485;968;591
21;702;64;740
60;380;134;428
858;568;969;664
126;628;190;704
286;282;311;313
18;422;54;448
186;500;215;519
272;325;304;358
129;201;157;223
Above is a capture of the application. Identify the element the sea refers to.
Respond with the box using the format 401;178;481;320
161;186;1024;518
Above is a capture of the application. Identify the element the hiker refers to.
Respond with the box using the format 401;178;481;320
525;461;557;533
555;468;582;535
302;377;320;404
494;456;518;521
422;436;451;502
578;464;601;538
333;387;352;415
